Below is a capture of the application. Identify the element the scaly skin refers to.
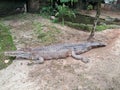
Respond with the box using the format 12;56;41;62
4;41;106;64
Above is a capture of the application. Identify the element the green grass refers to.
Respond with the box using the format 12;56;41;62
65;21;120;31
0;13;40;22
0;22;16;70
34;22;61;45
65;22;92;31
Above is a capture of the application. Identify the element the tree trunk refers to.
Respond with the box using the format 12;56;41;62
77;0;83;9
27;0;40;12
87;1;101;41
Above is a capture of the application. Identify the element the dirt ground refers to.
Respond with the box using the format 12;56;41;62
0;12;120;90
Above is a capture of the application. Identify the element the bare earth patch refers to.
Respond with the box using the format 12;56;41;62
0;14;120;90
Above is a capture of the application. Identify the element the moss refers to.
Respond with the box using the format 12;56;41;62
0;22;16;70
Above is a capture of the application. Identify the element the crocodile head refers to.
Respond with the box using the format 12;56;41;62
87;42;107;48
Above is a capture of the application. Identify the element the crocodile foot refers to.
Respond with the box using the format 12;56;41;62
80;57;90;63
27;57;44;65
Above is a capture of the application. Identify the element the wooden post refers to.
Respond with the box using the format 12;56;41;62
24;3;27;13
27;0;40;12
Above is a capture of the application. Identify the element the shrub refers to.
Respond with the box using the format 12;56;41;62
55;4;76;25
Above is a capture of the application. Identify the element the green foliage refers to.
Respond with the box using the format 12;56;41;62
0;23;16;51
95;25;117;31
87;5;93;10
65;21;92;31
65;21;119;31
40;6;55;16
0;22;16;70
60;0;70;2
55;4;76;25
60;0;78;3
34;22;60;45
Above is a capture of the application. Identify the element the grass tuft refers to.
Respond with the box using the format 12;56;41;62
34;22;61;45
0;22;16;70
65;21;120;31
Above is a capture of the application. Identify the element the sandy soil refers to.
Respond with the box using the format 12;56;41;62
0;14;120;90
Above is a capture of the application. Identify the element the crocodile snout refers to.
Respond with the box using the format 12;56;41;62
90;42;107;48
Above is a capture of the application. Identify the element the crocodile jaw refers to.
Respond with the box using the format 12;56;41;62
87;42;107;48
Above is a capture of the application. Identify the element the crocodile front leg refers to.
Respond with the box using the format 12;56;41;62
27;56;44;65
33;56;44;64
71;50;89;63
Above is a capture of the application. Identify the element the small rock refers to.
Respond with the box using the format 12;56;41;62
4;60;10;63
50;16;56;20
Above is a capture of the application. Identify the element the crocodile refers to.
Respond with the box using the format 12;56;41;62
4;41;106;64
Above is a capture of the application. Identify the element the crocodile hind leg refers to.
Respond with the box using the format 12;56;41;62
71;51;89;63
